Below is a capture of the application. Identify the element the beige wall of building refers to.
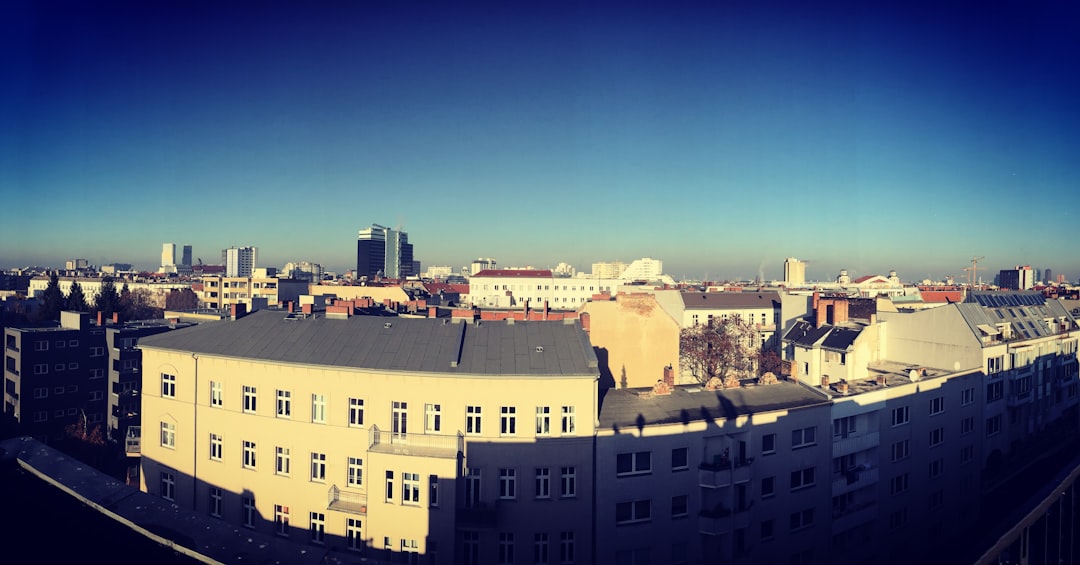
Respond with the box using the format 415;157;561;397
307;284;410;305
582;294;681;388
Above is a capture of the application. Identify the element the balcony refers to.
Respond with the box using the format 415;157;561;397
832;431;880;458
111;405;140;420
112;360;140;374
832;502;877;535
698;506;751;536
125;426;141;456
831;467;879;496
699;459;753;488
457;501;500;528
327;485;367;515
368;425;463;458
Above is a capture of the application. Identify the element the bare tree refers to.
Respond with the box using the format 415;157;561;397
679;316;759;385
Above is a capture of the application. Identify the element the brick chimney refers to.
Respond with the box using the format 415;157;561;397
112;312;120;324
543;300;549;320
96;311;104;326
833;299;849;325
428;306;437;318
579;312;590;332
663;365;674;387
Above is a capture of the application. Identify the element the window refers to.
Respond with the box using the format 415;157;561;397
274;504;290;536
243;386;257;413
929;457;944;479
55;339;65;349
961;387;975;406
833;416;856;438
891;473;909;495
276;390;291;418
466;406;482;435
616;451;652;476
761;476;775;498
791;426;816;448
987;356;1004;374
535;467;552;498
210;381;222;407
309;512;325;544
536;406;551;435
961;445;975;464
425;403;441;432
33;411;47;422
429;474;439;507
160;421;175;448
89;368;103;379
160;472;175;501
34;340;48;351
54;386;64;395
33;387;47;399
463;531;480;565
88;390;103;401
889;507;908;529
560;531;575;563
891;440;910;462
346;518;362;551
789;508;814;531
561;406;576;435
348;457;363;487
987;381;1004;402
34;364;47;375
961;416;975;435
615;500;652;525
67;362;78;370
349;398;364;427
68;339;79;347
209;433;223;461
671;447;688;471
242;496;255;527
90;346;104;357
930;396;945;415
929;489;945;510
762;433;776;454
987;415;1003;436
499;468;517;499
385;471;395;502
160;373;176;398
500;406;517;435
209;487;223;517
498;532;515;564
311;452;326;482
891;406;910;426
790;467;815;491
311;394;326;423
276;446;291;476
760;519;775;541
535;533;550;565
464;468;481;508
930;427;945;447
561;467;576;498
403;472;421;504
671;495;688;518
243;440;257;469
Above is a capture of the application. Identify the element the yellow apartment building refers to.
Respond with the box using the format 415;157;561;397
139;310;598;563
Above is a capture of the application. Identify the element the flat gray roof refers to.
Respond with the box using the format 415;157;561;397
139;309;598;377
598;381;828;430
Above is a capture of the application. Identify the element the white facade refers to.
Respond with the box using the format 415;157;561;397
469;258;497;276
467;271;621;309
784;257;806;287
223;246;258;278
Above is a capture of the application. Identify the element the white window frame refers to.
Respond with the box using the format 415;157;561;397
349;398;364;427
535;467;551;498
276;446;291;476
561;406;576;435
243;386;257;413
276;389;291;418
536;406;551;436
311;393;326;423
791;426;816;448
210;433;223;461
466;405;482;435
500;406;517;436
348;456;363;488
210;381;222;407
161;373;176;398
160;421;175;449
499;468;517;499
310;452;326;482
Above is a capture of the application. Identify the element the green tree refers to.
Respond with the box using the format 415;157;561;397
39;272;64;321
65;281;89;312
94;276;120;319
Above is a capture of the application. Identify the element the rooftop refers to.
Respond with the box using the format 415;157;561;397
680;291;781;310
139;309;598;376
598;381;827;430
472;269;553;278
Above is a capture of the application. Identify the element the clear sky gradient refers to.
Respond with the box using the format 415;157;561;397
2;1;1078;282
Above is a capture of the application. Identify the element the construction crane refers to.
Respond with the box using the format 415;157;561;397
967;256;986;287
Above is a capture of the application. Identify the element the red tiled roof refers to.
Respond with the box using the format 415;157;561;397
852;275;885;284
921;291;963;303
472;269;552;278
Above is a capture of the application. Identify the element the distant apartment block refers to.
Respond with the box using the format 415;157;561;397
467;269;621;309
199;276;306;310
784;257;806;287
999;266;1035;290
591;258;664;281
223;246;258;278
161;243;175;271
469;258;496;276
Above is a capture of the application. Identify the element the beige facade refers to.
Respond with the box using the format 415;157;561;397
138;312;598;562
306;283;411;305
581;293;681;388
199;276;305;309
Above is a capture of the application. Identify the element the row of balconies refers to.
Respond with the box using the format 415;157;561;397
699;504;752;536
699;461;753;489
367;425;464;458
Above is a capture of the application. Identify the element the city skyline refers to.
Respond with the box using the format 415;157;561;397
3;2;1079;280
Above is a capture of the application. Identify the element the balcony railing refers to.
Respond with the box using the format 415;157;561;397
327;485;368;515
368;425;463;458
698;505;751;536
125;426;141;456
699;458;753;488
831;467;879;496
831;501;877;535
832;431;880;458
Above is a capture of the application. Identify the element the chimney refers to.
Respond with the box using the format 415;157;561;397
876;374;887;386
663;365;674;387
834;299;849;325
97;311;104;326
579;312;591;332
837;381;849;394
286;301;294;313
812;291;820;312
302;303;313;315
428;306;437;318
820;375;830;388
112;312;120;324
523;299;530;318
543;300;549;320
816;299;829;328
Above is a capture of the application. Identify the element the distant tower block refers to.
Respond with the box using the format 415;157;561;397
784;257;806;287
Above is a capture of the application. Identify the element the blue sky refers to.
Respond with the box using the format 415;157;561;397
2;1;1078;282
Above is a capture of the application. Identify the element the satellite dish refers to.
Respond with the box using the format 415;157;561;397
909;369;921;381
953;361;961;371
